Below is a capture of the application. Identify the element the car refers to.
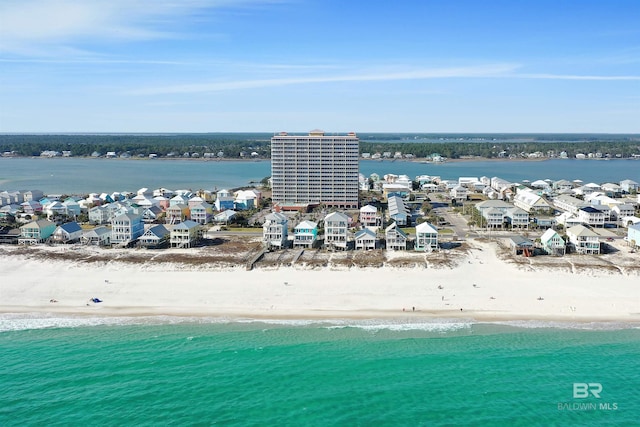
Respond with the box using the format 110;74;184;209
606;237;614;242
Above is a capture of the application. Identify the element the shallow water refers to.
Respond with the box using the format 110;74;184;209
1;316;638;425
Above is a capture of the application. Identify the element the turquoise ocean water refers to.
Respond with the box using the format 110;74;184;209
1;317;638;426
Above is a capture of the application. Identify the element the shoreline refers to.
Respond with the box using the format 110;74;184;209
4;155;639;163
2;240;638;327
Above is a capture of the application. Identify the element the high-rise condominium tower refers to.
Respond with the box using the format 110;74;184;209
270;130;359;209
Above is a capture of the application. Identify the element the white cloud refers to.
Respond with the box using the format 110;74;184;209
129;64;521;95
519;73;640;81
0;0;278;56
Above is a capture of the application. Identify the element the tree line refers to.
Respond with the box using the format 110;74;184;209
1;134;639;159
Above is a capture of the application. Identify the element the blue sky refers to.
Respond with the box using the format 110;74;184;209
1;0;639;133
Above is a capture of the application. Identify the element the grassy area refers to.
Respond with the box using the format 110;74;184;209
438;228;454;234
222;227;262;232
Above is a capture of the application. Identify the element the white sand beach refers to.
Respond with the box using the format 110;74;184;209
1;240;639;323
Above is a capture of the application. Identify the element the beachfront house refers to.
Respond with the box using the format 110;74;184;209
111;213;144;246
414;221;438;252
293;220;318;248
359;205;381;228
509;236;535;256
354;228;377;250
324;211;350;250
139;224;170;248
262;212;288;249
541;229;566;256
51;222;83;243
627;224;640;248
566;225;600;255
171;220;200;248
19;219;56;244
81;226;111;246
385;222;408;250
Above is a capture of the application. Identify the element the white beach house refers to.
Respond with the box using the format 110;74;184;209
324;211;350;250
263;212;288;249
566;225;600;255
415;221;438;251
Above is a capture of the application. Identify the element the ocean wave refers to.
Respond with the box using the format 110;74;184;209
487;320;640;331
0;314;232;332
323;319;473;332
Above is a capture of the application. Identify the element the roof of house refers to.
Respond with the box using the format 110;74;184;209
173;220;199;230
21;219;55;229
58;222;82;233
360;204;377;213
541;228;562;242
355;228;376;239
295;220;318;230
509;236;534;247
84;226;111;237
324;211;349;222
265;212;288;222
214;210;237;220
475;200;512;210
388;195;408;216
385;222;407;238
567;224;599;237
579;206;603;214
416;222;438;234
144;224;170;238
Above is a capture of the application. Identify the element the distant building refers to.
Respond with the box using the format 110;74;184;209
271;130;359;209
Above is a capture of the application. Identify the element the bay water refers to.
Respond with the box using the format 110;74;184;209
1;157;638;194
1;317;638;426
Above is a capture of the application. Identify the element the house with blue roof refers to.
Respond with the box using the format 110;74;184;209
52;222;83;243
